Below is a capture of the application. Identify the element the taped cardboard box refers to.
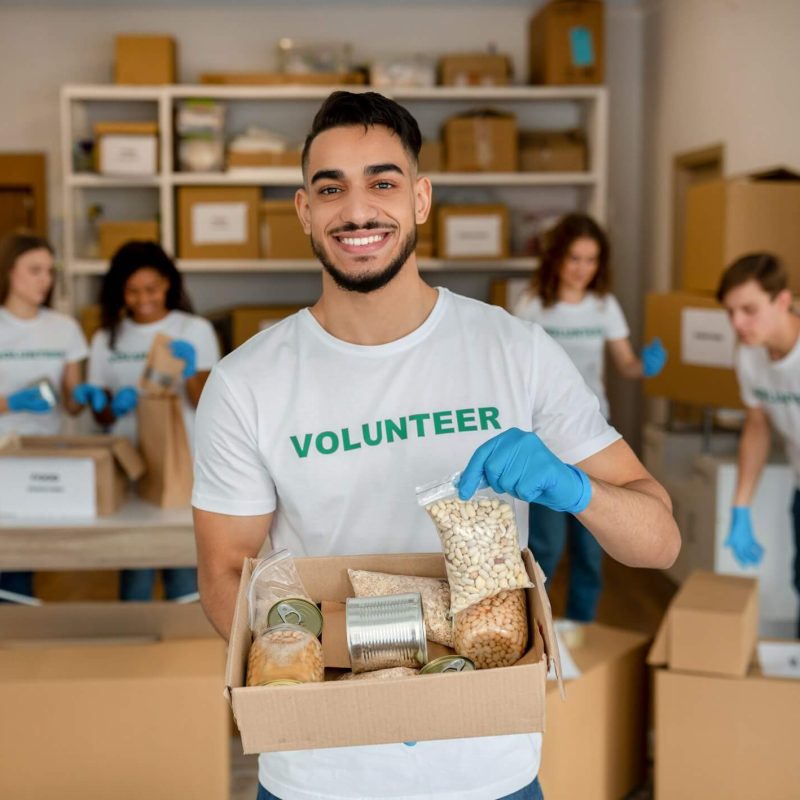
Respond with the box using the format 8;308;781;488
0;603;228;800
437;204;510;260
443;111;518;172
208;304;305;352
529;0;605;85
115;35;176;85
643;292;743;409
0;434;144;518
94;121;159;176
439;53;512;86
519;130;587;172
98;219;160;259
681;168;800;294
259;200;314;259
226;550;563;754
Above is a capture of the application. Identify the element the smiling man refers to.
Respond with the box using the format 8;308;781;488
192;91;679;800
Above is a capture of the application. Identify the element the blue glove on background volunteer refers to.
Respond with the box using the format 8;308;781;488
725;506;764;567
7;386;51;413
641;337;667;378
171;339;197;379
458;427;592;514
111;386;139;418
72;383;108;412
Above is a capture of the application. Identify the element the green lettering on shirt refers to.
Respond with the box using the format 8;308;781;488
479;407;501;430
433;410;455;435
753;387;800;405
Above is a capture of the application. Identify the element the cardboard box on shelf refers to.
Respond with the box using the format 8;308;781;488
0;434;144;518
539;623;649;800
227;150;302;169
94;121;158;176
682;168;800;294
79;303;102;342
437;204;510;260
98;219;160;259
115;35;177;85
178;186;261;259
489;277;533;312
519;130;587;172
207;304;306;352
439;53;512;86
417;211;436;259
644;291;743;408
418;139;443;174
443;111;518;172
259;200;314;259
0;603;228;800
226;550;563;754
529;0;605;85
200;72;366;86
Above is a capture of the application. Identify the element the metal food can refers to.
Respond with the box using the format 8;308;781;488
267;598;323;638
420;655;476;674
28;377;58;409
346;592;428;674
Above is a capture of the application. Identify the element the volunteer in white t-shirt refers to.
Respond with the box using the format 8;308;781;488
192;92;680;800
77;240;220;601
513;213;667;622
0;231;89;600
717;253;800;636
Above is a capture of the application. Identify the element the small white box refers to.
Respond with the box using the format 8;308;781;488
98;135;158;176
0;457;96;518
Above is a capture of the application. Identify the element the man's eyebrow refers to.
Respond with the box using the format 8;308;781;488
310;168;345;185
365;163;404;177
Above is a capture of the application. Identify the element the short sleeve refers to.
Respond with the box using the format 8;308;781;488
735;347;761;408
189;316;221;372
192;366;277;515
603;295;630;341
87;330;112;387
529;324;621;464
64;317;89;363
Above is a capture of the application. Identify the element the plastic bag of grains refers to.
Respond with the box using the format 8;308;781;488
247;549;313;636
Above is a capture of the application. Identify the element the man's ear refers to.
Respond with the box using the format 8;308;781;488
295;187;312;234
775;288;794;313
414;175;433;226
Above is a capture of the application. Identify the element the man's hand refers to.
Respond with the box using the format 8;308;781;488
458;427;591;514
725;506;764;567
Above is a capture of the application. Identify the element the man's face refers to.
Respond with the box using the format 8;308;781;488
722;279;790;346
295;124;431;293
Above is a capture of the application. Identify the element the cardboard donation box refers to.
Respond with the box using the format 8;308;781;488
115;35;177;84
226;550;563;754
94;121;158;176
0;434;144;518
519;130;587;172
260;200;314;259
98;219;160;259
443;111;518;172
529;0;605;85
681;168;800;294
539;623;649;800
208;304;305;352
439;54;512;86
417;210;436;259
0;603;228;800
178;186;261;259
644;292;743;408
437;204;510;260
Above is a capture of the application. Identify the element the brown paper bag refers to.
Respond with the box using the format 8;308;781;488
136;394;193;508
139;332;184;395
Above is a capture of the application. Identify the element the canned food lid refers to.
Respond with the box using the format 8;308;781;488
420;655;475;674
259;678;303;687
267;597;323;637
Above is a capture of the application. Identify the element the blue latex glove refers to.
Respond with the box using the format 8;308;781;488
641;337;667;378
170;339;197;379
111;386;139;418
458;427;592;514
7;386;51;413
724;507;764;567
72;383;108;413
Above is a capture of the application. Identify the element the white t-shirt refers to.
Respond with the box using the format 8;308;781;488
87;310;220;446
736;335;800;486
0;307;88;436
513;292;630;418
194;288;620;800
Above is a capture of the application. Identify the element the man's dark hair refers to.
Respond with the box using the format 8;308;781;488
715;252;787;302
302;91;422;178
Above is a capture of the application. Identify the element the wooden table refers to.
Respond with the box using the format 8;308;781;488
0;497;196;571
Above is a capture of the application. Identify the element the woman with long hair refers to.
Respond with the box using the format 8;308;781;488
514;213;666;621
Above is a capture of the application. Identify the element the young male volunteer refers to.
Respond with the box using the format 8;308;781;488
717;253;800;635
192;92;680;800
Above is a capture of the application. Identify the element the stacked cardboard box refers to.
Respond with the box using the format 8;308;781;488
259;199;313;259
208;304;305;352
439;53;512;86
437;205;510;260
442;111;518;172
98;219;160;259
115;35;177;85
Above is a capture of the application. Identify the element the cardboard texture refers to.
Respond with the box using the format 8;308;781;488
439;54;512;86
94;121;159;176
437;204;510;260
115;35;177;84
519;130;587;172
208;304;304;352
226;550;563;754
682;170;800;294
443;111;518;172
529;0;605;85
259;200;314;259
0;603;228;800
227;150;302;169
644;292;743;408
139;331;184;395
98;219;160;259
178;186;261;259
539;623;649;800
418;140;443;173
417;210;436;259
0;434;144;517
200;72;366;86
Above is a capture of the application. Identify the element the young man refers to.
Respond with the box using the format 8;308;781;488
717;253;800;633
192;91;680;800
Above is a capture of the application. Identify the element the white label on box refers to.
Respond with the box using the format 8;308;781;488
0;457;96;518
99;136;157;176
681;308;735;368
445;215;502;258
758;641;800;680
192;202;248;245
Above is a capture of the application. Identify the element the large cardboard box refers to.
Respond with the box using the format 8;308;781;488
417;210;436;259
529;1;605;85
644;292;743;408
98;219;160;259
115;35;177;85
0;434;144;518
0;603;228;800
259;199;314;259
226;550;564;754
437;204;510;260
539;623;649;800
519;130;587;172
443;111;518;172
94;121;159;176
178;186;261;259
208;304;305;352
439;54;512;86
681;169;800;294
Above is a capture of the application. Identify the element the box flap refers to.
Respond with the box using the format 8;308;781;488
94;121;159;136
675;571;757;616
525;550;564;698
110;437;146;480
747;166;800;182
647;611;669;667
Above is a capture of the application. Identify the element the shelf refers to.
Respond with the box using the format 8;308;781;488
68;174;162;188
63;85;163;101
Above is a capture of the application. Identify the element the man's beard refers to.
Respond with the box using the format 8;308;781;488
311;228;418;294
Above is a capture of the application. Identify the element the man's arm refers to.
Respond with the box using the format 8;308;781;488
732;406;771;506
193;508;273;640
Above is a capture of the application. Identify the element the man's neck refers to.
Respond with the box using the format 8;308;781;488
766;312;800;361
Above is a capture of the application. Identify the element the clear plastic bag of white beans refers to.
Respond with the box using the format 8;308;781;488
416;472;533;615
247;549;313;636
